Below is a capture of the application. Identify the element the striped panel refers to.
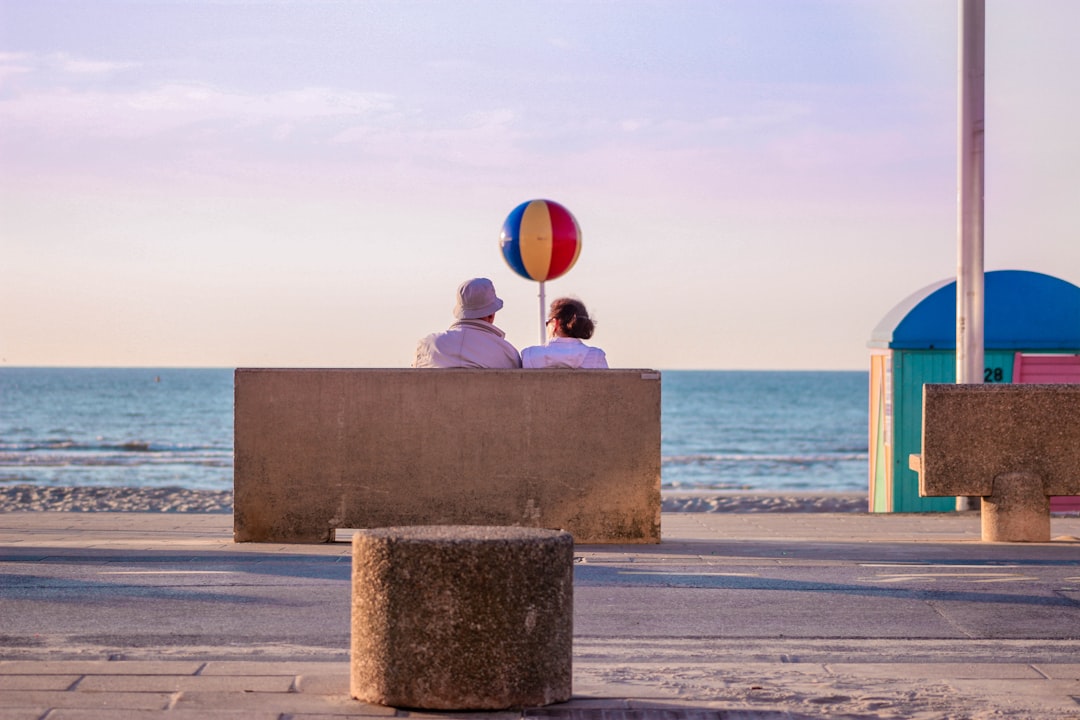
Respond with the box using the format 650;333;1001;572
1013;353;1080;382
499;202;530;279
545;201;581;281
518;200;554;281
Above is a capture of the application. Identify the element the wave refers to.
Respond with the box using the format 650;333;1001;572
0;439;232;469
662;451;868;492
664;452;867;466
0;455;232;469
0;439;228;454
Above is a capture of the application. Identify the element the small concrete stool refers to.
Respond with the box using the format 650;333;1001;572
350;525;573;710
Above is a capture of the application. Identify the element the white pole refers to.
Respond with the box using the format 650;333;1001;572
538;280;547;346
956;0;985;510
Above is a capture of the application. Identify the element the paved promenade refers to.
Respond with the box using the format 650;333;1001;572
2;510;1080;718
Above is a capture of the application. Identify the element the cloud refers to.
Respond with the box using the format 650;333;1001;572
1;52;138;81
0;79;397;140
49;53;139;75
0;51;33;83
329;105;525;171
619;118;650;132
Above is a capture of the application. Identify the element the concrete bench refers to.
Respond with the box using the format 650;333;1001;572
350;525;573;710
233;368;661;544
910;383;1080;541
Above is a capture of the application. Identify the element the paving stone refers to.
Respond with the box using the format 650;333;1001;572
294;672;349;695
0;709;48;720
76;673;295;692
46;710;280;720
287;710;400;719
0;660;203;676
172;689;362;714
541;698;632;711
200;660;349;676
1033;663;1080;679
0;690;173;710
0;674;79;690
397;711;522;720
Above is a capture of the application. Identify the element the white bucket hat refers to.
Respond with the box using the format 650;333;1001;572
454;277;504;320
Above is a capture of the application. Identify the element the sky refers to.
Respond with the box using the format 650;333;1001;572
2;0;1078;370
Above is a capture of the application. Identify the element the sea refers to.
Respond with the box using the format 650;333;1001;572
0;368;868;494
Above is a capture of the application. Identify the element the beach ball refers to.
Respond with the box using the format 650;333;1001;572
499;199;582;282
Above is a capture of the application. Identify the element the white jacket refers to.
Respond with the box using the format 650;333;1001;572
521;337;608;369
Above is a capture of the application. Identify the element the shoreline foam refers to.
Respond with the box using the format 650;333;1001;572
0;485;867;514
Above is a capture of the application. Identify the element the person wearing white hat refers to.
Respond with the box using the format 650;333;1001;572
412;278;522;368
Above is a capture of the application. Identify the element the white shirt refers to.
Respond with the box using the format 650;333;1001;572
413;319;522;369
521;337;608;369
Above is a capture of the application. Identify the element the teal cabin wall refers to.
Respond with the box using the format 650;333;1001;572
890;350;1015;512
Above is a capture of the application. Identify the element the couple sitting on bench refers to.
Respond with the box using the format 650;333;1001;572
412;277;608;369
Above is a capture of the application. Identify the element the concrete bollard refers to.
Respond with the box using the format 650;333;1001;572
982;472;1051;543
350;525;574;710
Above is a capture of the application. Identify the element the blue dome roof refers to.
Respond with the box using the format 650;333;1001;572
869;270;1080;350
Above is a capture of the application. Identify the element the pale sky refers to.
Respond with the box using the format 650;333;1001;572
2;1;1078;370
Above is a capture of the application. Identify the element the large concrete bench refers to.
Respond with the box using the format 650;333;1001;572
233;368;661;543
910;383;1080;541
350;525;573;710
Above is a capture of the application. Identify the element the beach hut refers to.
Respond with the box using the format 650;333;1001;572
867;269;1080;513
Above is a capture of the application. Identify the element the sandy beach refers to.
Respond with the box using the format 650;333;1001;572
0;484;867;514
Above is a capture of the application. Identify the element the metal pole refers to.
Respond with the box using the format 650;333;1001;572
539;280;547;346
956;0;985;511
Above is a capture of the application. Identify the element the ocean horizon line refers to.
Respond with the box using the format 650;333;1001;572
0;365;869;373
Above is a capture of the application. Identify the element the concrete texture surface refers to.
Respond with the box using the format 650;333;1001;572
3;510;1080;718
919;383;1080;498
982;471;1052;542
917;383;1080;541
350;526;573;709
234;369;661;544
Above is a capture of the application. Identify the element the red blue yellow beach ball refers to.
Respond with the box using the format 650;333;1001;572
499;199;582;282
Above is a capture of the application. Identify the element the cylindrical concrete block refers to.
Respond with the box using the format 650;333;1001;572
982;472;1051;542
350;525;573;710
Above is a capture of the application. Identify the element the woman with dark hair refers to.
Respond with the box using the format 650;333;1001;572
521;297;609;369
